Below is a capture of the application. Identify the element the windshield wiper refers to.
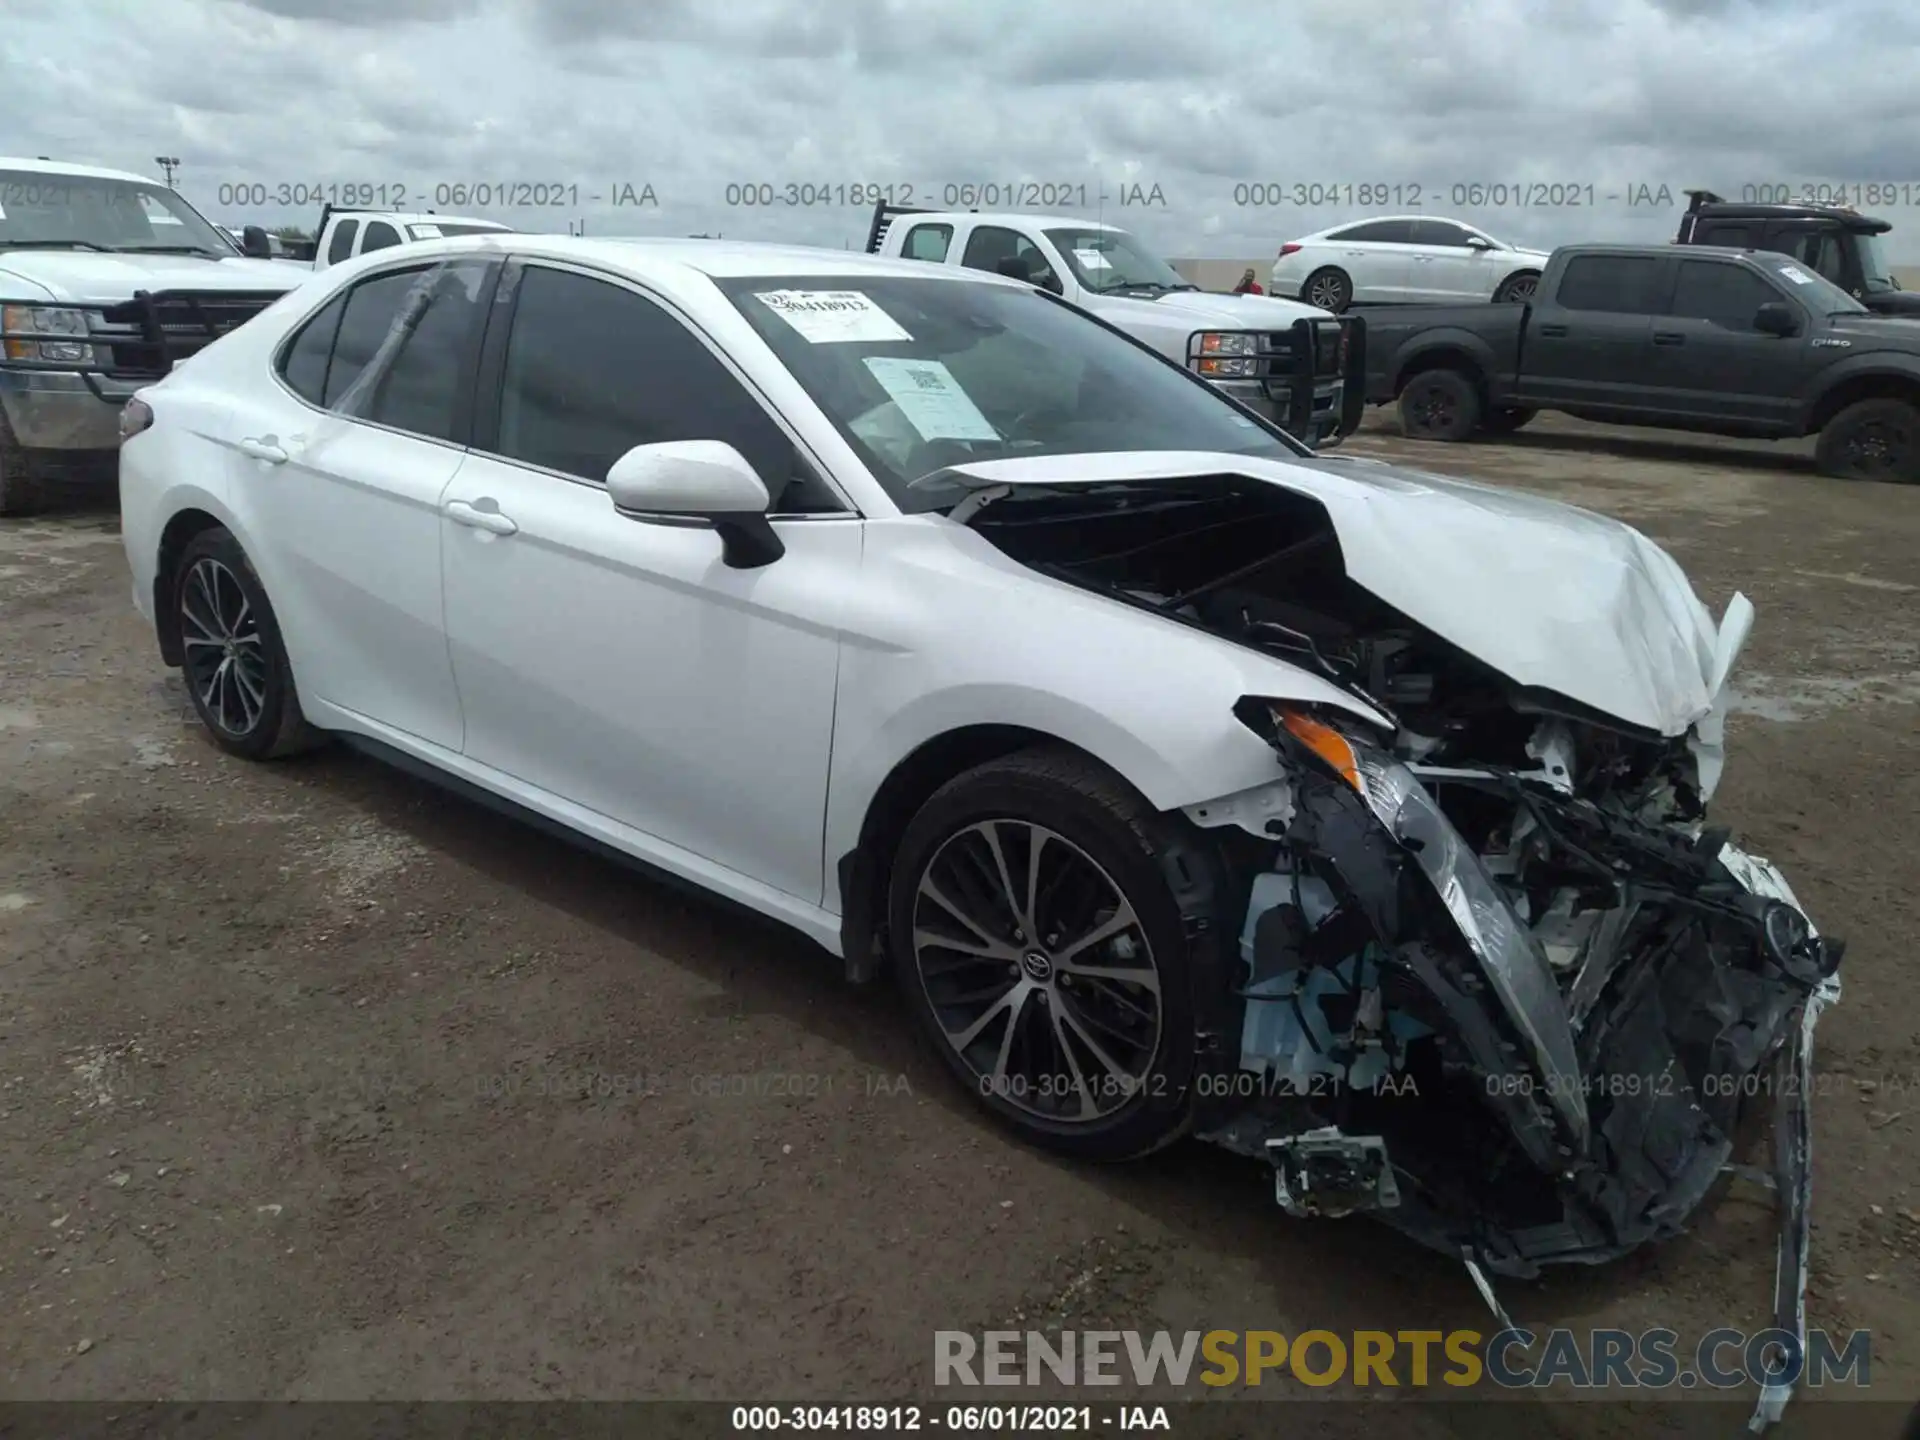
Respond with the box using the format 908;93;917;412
0;239;119;252
122;245;225;257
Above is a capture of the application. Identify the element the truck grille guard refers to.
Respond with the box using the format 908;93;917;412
0;287;286;402
1187;314;1369;448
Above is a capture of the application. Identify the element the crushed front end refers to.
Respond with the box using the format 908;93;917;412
1190;701;1841;1426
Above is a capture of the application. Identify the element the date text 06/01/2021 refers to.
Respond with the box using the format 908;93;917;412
728;1404;1169;1432
212;181;658;210
720;181;1169;209
1229;182;1682;210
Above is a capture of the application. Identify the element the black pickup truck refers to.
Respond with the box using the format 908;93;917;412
1363;243;1920;482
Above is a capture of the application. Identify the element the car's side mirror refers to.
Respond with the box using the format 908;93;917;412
1754;302;1799;337
605;440;784;568
1465;236;1493;250
240;225;273;259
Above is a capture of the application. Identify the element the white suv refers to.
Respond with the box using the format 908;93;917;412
1269;216;1549;311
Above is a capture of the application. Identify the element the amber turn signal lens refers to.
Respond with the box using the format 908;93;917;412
1279;709;1362;792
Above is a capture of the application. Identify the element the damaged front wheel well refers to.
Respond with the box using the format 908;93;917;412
837;726;1130;983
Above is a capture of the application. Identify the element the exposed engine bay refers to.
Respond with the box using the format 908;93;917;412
962;471;1845;1430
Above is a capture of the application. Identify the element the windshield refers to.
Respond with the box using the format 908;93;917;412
1758;253;1868;314
1042;227;1194;293
0;168;235;256
718;273;1307;511
1856;231;1897;293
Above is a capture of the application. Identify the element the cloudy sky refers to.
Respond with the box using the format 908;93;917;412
5;0;1919;259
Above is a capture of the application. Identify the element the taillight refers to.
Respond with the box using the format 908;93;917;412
119;397;154;441
1278;243;1302;257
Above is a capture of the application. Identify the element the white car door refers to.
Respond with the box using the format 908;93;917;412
438;260;853;904
1411;219;1496;300
231;256;495;751
1314;219;1418;304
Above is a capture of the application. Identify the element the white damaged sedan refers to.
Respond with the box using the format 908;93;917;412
118;235;1841;1420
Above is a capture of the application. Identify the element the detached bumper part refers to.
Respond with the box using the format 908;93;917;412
1269;1128;1399;1218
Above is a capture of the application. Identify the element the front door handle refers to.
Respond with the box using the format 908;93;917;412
445;499;518;535
237;436;288;463
1653;331;1685;346
1538;323;1569;337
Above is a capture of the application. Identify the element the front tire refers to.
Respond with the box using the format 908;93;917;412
1303;267;1353;312
1815;398;1920;483
1398;369;1483;441
172;527;325;760
887;748;1202;1162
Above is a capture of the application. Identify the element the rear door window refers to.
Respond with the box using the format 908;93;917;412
1554;255;1667;313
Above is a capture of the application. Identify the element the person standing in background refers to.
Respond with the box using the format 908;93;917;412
1233;267;1264;294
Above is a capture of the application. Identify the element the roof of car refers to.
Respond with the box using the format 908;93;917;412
390;232;1035;284
0;154;158;184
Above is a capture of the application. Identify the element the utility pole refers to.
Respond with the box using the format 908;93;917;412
154;156;180;188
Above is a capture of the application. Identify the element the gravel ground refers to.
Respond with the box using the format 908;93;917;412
1;413;1916;1436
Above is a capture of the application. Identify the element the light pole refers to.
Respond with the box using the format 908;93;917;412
154;156;180;188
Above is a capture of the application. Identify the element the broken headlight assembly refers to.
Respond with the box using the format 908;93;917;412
1271;707;1589;1143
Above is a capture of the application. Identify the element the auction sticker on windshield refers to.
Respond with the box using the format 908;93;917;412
1073;248;1112;270
863;357;999;441
1777;264;1815;285
754;289;913;344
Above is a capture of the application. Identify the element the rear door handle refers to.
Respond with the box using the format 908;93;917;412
1653;331;1685;345
1538;324;1569;337
237;436;288;463
445;499;518;535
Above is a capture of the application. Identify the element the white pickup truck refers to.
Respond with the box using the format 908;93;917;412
1;156;310;514
243;206;511;272
866;203;1363;446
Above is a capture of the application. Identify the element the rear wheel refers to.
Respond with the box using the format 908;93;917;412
1815;398;1920;483
1398;369;1483;441
1303;267;1353;312
172;527;326;760
1493;271;1540;304
886;748;1202;1162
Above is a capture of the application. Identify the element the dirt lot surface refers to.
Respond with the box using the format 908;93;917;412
2;414;1917;1436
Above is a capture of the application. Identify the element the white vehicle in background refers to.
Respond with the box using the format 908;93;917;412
0;155;306;514
1270;216;1550;311
283;206;512;272
867;202;1362;446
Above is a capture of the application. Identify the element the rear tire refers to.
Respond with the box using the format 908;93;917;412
1303;267;1353;313
1398;369;1483;441
172;527;327;760
1815;398;1920;483
1481;406;1537;435
0;412;47;518
886;747;1204;1163
1493;271;1540;304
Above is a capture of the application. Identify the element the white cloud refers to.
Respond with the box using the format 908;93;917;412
3;0;1916;257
